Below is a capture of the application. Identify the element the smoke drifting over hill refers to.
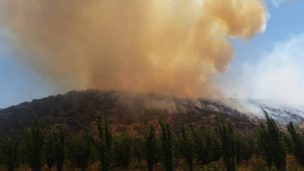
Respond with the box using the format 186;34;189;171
0;0;266;97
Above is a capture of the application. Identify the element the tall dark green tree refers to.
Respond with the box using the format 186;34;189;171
176;125;195;171
55;127;65;171
257;123;272;167
287;122;304;166
234;135;254;164
190;126;220;165
257;111;286;171
24;116;45;171
113;136;132;170
217;122;236;171
145;126;158;171
95;113;112;171
67;132;92;171
159;120;174;171
45;132;56;170
133;138;144;164
0;137;19;171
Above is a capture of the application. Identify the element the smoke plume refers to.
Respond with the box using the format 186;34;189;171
0;0;266;98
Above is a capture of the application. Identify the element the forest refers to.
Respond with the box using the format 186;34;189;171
0;111;304;171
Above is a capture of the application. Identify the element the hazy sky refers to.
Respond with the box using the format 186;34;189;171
0;0;303;108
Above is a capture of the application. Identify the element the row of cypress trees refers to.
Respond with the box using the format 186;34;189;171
0;111;304;171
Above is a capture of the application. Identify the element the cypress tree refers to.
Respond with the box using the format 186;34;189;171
145;126;158;171
159;120;173;171
54;127;65;171
95;113;112;171
45;132;56;170
235;135;254;163
24;116;45;171
190;126;220;165
67;131;92;171
257;111;286;171
257;123;272;167
113;136;132;170
177;125;194;171
217;122;236;171
0;137;19;171
287;122;304;166
133;138;144;164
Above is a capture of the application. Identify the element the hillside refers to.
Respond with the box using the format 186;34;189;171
0;90;259;136
1;90;304;136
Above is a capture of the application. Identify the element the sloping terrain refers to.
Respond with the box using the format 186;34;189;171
0;90;257;136
0;90;303;136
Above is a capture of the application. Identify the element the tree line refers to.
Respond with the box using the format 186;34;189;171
0;111;304;171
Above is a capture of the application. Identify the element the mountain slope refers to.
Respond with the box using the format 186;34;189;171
0;90;303;136
0;90;255;135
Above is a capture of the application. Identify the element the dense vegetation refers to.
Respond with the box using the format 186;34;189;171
0;111;304;171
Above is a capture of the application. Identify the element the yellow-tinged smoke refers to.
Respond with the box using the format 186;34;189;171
0;0;266;98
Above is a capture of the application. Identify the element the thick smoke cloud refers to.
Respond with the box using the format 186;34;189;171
0;0;266;97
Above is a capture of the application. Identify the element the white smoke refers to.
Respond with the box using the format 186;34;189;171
219;33;304;108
